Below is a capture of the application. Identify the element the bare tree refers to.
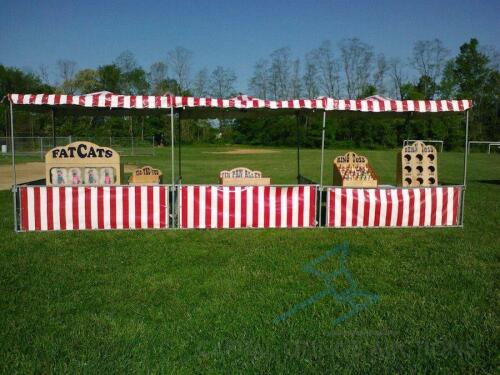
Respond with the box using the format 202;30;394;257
290;59;302;98
209;66;237;98
38;64;50;85
339;38;373;98
149;62;168;94
269;47;292;99
388;58;407;99
56;59;77;93
373;53;388;95
303;52;319;98
411;39;450;97
167;46;193;93
114;50;138;73
315;40;340;97
248;59;270;99
193;68;210;97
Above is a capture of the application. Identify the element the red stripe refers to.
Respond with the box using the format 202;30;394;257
142;96;149;108
384;190;392;227
363;190;370;227
130;96;136;108
122;187;129;229
391;100;397;111
118;96;124;108
33;187;41;230
217;187;223;228
85;187;92;229
367;100;373;111
193;186;200;228
92;94;99;107
134;187;141;228
437;101;443;112
78;96;85;106
205;186;211;228
374;189;381;227
41;94;48;104
146;186;153;228
241;187;247;228
396;189;404;226
458;100;464;111
340;189;347;227
309;187;316;227
275;187;281;228
356;99;362;111
29;94;36;104
379;100;385;112
425;100;431;112
264;186;270;228
441;188;448;225
419;189;426;226
328;189;334;226
159;187;166;228
407;189;415;227
430;188;437;226
402;101;408;111
59;188;66;230
253;187;259;228
98;187;105;229
351;189;358;227
229;187;235;228
453;187;460;225
72;187;79;229
110;187;117;229
46;187;54;230
21;187;28;230
297;186;304;227
181;187;188;228
286;187;293;228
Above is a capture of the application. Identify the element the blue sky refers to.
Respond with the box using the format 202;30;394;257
1;0;498;91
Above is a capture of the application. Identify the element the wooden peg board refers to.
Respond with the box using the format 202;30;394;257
397;141;438;187
219;167;270;186
333;152;378;188
128;166;162;185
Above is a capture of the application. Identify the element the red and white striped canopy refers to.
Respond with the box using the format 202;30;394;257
7;93;472;113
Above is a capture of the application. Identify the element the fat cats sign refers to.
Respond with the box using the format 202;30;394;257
45;141;122;186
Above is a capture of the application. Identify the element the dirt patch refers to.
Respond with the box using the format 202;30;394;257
0;163;139;190
203;149;280;155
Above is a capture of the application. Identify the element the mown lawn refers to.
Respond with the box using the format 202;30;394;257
0;145;498;373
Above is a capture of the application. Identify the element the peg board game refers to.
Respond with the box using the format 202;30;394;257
45;141;122;186
219;167;270;186
397;141;438;187
129;166;162;185
333;152;378;188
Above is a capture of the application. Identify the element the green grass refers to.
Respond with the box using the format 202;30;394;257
0;145;499;373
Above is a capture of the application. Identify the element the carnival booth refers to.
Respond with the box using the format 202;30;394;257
6;93;472;232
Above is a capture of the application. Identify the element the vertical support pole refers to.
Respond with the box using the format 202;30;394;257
170;106;175;187
10;102;17;231
319;111;326;226
178;111;182;182
460;110;469;226
296;113;301;184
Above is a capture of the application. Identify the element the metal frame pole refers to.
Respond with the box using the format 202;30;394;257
296;113;301;183
170;106;175;187
178;111;182;182
10;102;18;231
318;111;326;226
460;110;469;225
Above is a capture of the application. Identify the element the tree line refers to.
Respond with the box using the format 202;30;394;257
1;38;498;149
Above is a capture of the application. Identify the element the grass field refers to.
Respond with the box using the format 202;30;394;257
0;145;498;373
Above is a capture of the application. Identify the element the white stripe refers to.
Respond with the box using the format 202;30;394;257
356;189;364;226
452;101;459;111
223;187;230;228
136;96;144;109
141;186;148;228
116;187;123;229
269;187;276;228
84;95;92;107
401;189;410;227
103;187;110;229
124;96;131;109
368;189;376;227
335;188;342;227
153;187;160;229
407;101;415;111
187;186;194;228
91;187;98;229
65;187;73;230
40;187;47;230
235;187;242;228
48;94;55;105
199;186;206;229
435;188;443;225
28;187;35;230
111;96;118;108
396;101;403;112
447;187;454;225
35;95;43;105
379;190;387;227
430;101;437;112
413;189;421;226
345;189;353;227
372;101;380;112
53;187;60;230
292;187;299;227
211;187;217;228
98;95;106;107
78;186;86;229
361;101;368;112
280;188;287;228
424;188;432;226
258;186;265;228
303;186;310;227
338;100;346;111
128;187;135;229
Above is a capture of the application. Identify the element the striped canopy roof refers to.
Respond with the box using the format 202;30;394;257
7;93;472;113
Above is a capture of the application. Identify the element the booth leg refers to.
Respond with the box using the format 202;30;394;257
10;102;18;231
460;110;470;226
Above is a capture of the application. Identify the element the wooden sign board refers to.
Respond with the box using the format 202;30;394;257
397;141;438;187
45;141;122;186
333;152;378;187
128;166;162;185
220;167;270;186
